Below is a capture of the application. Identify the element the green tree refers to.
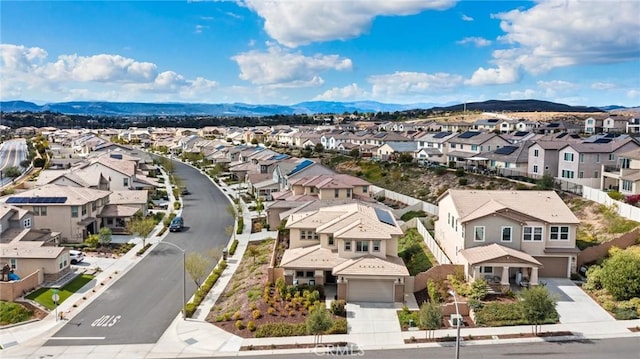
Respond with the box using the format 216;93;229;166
98;227;112;251
305;306;333;345
314;143;324;153
3;166;21;179
127;217;156;247
536;172;555;190
520;285;557;335
20;159;31;168
469;278;489;301
600;247;640;300
246;244;260;264
85;234;99;249
419;301;443;339
255;197;264;219
185;252;211;287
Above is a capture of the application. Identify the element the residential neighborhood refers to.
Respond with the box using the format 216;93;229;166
0;111;639;358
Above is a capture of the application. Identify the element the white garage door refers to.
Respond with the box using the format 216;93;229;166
347;279;394;302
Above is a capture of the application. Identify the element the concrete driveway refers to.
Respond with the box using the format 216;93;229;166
542;278;614;323
346;302;404;349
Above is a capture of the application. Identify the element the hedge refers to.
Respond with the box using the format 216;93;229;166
185;260;228;318
229;239;239;255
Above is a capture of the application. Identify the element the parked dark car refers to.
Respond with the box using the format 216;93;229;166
169;216;184;232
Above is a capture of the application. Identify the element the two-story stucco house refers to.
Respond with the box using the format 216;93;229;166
446;131;511;167
4;184;112;243
435;190;580;287
279;202;409;302
601;148;640;193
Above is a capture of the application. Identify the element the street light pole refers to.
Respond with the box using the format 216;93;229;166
158;241;186;320
449;290;461;359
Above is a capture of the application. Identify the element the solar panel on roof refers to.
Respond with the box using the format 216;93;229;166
494;146;519;155
488;119;499;123
556;133;568;138
605;133;619;138
374;208;395;226
458;131;480;139
374;133;386;138
514;131;528;137
593;138;612;144
433;131;453;138
6;197;24;204
547;123;560;128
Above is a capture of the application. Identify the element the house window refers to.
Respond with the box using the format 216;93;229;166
561;170;575;179
623;180;633;192
10;258;17;270
523;226;543;241
71;206;79;218
578;171;584;178
501;226;512;242
296;271;304;277
594;171;599;178
621;158;630;168
609;154;615;161
123;178;129;187
373;240;381;252
596;154;600;163
328;235;334;246
533;165;539;174
82;205;87;216
346;189;352;198
356;241;369;252
334;189;339;198
306;271;314;278
344;241;351;251
550;226;570;240
533;149;539;157
579;154;585;163
471;145;478;151
92;201;97;211
563;153;574;162
33;206;47;216
362;186;368;193
447;213;450;225
480;266;493;274
451;143;456;149
474;226;485;242
23;218;31;228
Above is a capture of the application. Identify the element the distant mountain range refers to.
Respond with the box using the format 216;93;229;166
0;99;621;116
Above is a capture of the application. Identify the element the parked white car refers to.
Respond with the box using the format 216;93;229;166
70;249;85;264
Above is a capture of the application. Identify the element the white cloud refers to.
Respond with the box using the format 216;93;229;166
591;82;615;90
465;66;521;86
0;44;218;102
536;80;576;97
369;71;464;98
232;44;352;87
502;89;538;99
314;83;368;101
492;0;640;73
461;14;474;21
628;89;640;99
456;37;491;47
241;0;456;47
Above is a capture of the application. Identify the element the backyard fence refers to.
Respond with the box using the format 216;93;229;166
582;186;640;221
403;217;451;265
577;228;640;268
370;185;438;215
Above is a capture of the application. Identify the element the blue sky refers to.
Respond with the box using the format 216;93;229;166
1;0;639;107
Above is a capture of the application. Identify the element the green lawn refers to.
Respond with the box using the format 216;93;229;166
398;228;435;275
25;274;94;310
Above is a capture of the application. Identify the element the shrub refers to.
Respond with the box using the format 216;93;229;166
254;323;308;338
613;308;639;320
247;320;256;332
427;279;441;303
235;320;244;330
607;191;624;201
326;318;348;334
455;167;465;177
231;310;242;320
184;302;197;318
237;218;244;234
330;300;347;316
469;279;489;301
252;309;262;319
267;307;276;316
173;201;181;210
400;210;428;222
458;178;468;186
228;239;239;255
0;302;33;325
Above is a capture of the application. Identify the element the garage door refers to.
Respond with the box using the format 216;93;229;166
535;256;569;278
347;279;394;302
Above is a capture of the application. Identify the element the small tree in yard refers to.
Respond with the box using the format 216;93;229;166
599;247;640;300
185;252;211;287
246;244;260;264
419;301;443;339
85;234;99;250
127;217;156;247
520;285;557;335
255;197;264;219
98;227;112;252
306;306;333;345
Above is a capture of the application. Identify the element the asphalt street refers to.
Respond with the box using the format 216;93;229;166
45;159;234;345
0;138;27;186
209;337;640;359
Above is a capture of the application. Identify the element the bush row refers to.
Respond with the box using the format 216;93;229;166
254;318;347;338
136;243;152;256
229;239;239;255
185;260;228;318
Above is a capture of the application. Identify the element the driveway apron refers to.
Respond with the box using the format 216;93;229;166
346;302;404;349
542;278;614;323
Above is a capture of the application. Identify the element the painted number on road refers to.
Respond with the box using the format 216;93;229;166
91;315;121;327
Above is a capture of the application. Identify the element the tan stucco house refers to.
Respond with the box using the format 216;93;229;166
279;202;409;303
435;190;580;287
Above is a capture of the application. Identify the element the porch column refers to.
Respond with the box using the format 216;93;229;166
530;267;539;286
473;266;481;281
501;266;510;285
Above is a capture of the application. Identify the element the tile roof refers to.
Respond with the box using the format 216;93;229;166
280;245;345;269
332;255;409;276
460;244;542;267
4;184;110;206
445;190;580;224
